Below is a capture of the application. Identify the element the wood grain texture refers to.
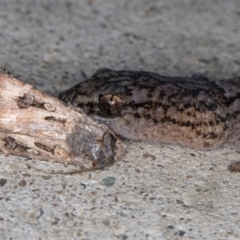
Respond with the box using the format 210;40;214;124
0;73;125;170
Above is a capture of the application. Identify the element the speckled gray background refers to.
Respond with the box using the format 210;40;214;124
1;0;240;239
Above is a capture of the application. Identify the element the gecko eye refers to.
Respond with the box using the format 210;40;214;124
98;94;122;117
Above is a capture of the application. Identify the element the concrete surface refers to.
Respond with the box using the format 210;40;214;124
0;0;240;239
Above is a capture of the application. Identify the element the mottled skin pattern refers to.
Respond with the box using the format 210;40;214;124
59;68;240;152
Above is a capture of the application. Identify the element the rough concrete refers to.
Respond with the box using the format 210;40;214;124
0;0;240;239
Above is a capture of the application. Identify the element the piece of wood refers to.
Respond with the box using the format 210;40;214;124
0;73;125;170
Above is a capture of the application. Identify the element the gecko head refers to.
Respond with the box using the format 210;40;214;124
59;68;133;121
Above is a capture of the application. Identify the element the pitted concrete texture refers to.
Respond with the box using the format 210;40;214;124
0;1;240;239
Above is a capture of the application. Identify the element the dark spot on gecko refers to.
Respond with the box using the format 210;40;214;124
143;114;151;120
209;132;218;139
125;119;131;126
226;92;240;106
202;133;208;138
153;118;158;124
228;161;240;172
158;90;166;99
209;121;215;127
195;130;202;136
176;105;185;112
134;112;141;118
162;105;170;114
86;102;94;108
231;110;240;119
194;101;218;112
76;102;84;108
184;103;192;109
128;101;137;109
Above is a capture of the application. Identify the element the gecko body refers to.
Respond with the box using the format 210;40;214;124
59;68;240;152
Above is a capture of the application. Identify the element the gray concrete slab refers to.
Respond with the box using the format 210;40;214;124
0;0;240;239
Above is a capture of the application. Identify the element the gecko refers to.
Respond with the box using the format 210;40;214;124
59;68;240;172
